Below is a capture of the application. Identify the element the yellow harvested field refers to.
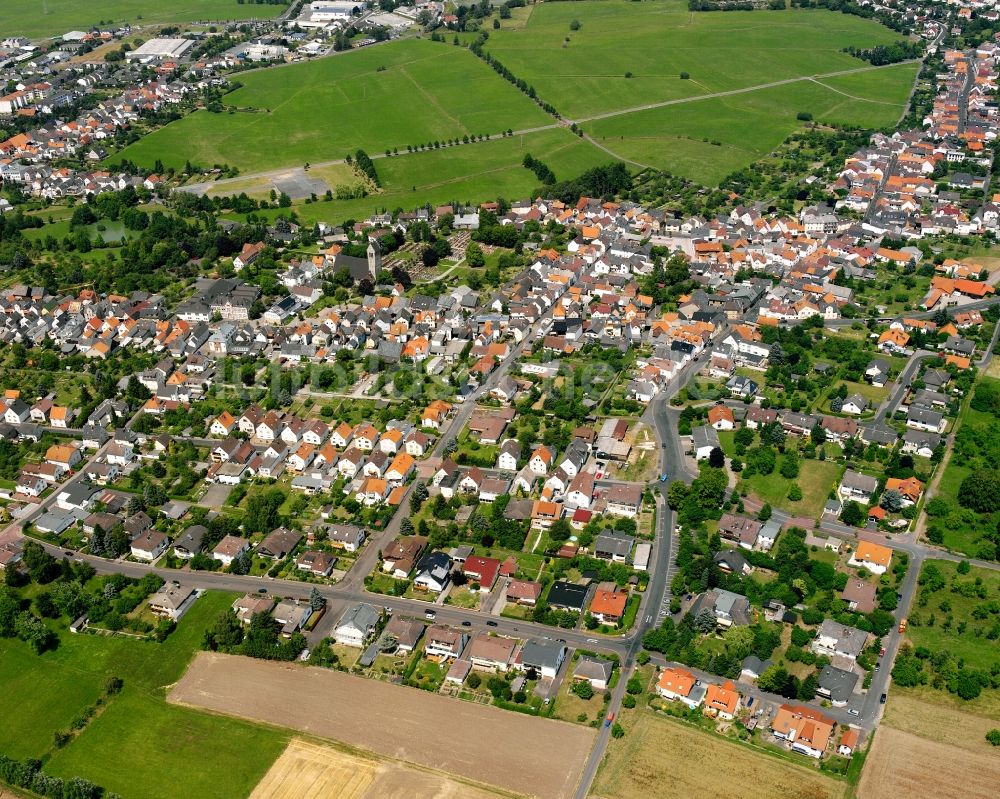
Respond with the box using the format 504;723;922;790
857;726;1000;799
171;652;595;799
591;712;844;799
882;691;1000;753
251;739;510;799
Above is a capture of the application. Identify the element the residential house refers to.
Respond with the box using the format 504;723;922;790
517;637;567;679
212;534;250;566
813;619;870;660
656;666;705;709
413;551;451;593
333;603;382;647
703;681;741;720
848;540;892;575
771;704;835;758
838;470;878;505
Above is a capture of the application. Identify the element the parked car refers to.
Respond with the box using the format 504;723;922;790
880;693;887;704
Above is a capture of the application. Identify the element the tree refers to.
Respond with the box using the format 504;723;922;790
810;424;827;445
958;471;1000;513
839;501;865;527
787;483;802;502
708;447;725;469
666;480;689;509
879;489;904;513
611;722;625;738
986;729;1000;746
309;587;326;612
573;680;594;700
626;676;642;695
693;609;717;633
757;503;772;522
723;625;755;659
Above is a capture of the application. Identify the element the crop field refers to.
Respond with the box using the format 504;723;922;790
591;711;844;799
250;739;514;799
7;0;284;40
858;725;999;799
484;1;915;120
116;39;553;174
586;66;917;184
170;651;596;799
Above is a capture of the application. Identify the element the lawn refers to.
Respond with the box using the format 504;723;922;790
485;1;912;120
115;38;553;174
741;459;843;518
0;590;290;799
905;559;1000;672
7;0;284;40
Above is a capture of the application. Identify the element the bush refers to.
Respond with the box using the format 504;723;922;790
797;111;813;121
622;694;637;708
987;729;1000;746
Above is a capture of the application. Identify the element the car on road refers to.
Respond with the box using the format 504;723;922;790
425;610;436;620
661;443;667;448
604;712;615;728
848;708;860;716
257;587;267;594
898;618;908;633
461;621;471;627
880;646;886;657
659;473;669;482
874;661;880;672
486;620;498;627
880;693;887;704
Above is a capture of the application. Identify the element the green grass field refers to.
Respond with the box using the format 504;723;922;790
485;1;914;120
586;66;917;184
7;0;284;40
115;38;553;174
0;591;288;799
218;127;609;224
741;459;843;518
907;560;1000;671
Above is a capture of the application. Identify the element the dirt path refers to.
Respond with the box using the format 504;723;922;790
171;652;595;799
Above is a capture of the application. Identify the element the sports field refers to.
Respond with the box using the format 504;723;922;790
116;39;553;174
7;0;284;40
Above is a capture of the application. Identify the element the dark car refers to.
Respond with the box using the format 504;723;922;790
486;620;498;627
461;620;472;627
257;587;267;594
64;550;73;557
874;661;881;672
880;693;887;704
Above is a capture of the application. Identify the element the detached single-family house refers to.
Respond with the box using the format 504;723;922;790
656;666;705;709
848;540;892;575
771;704;835;759
413;551;451;593
333;603;382;648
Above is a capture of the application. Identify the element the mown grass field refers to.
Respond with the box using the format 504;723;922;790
484;1;915;119
0;591;288;799
115;38;553;174
7;0;283;40
586;65;917;184
741;459;843;519
218;127;609;224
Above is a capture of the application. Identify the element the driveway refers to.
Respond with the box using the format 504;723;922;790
198;483;233;509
